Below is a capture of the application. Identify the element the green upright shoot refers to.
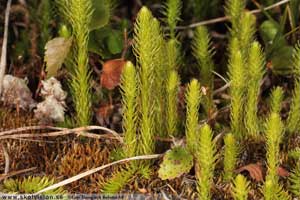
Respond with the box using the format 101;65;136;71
133;7;159;155
245;42;265;139
225;0;246;38
270;87;284;115
228;39;246;139
166;39;181;73
231;175;250;200
163;0;182;39
166;70;180;137
152;19;167;136
287;43;300;134
192;26;215;115
185;79;201;153
120;61;138;158
289;163;300;197
238;12;256;54
223;133;238;181
195;124;216;200
263;113;284;200
163;0;182;76
57;0;93;126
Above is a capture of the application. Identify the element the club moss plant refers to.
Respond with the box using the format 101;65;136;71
166;70;180;137
223;133;238;181
270;87;284;115
289;163;300;197
228;38;245;139
120;61;138;158
56;0;93;126
192;26;215;116
245;42;266;139
287;43;300;134
263;113;284;200
195;124;217;200
163;0;182;40
133;6;165;154
231;175;250;200
185;79;202;153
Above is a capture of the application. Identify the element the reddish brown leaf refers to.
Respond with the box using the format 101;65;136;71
95;104;114;126
236;163;263;182
100;59;126;90
277;166;290;177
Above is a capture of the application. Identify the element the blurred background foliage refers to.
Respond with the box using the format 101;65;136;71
1;0;300;108
2;0;300;63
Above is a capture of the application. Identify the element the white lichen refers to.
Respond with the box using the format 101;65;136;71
34;96;66;124
34;77;67;124
40;77;67;102
1;75;36;110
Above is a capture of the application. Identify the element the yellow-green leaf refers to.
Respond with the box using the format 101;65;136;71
44;37;72;78
158;146;193;180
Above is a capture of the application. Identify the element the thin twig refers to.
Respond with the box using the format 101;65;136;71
8;138;66;144
166;183;180;199
176;0;291;30
213;82;231;96
0;126;66;137
212;70;229;84
177;16;229;30
0;167;36;181
1;143;10;175
35;154;163;194
0;0;12;95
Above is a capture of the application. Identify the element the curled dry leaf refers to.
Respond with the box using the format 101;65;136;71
100;59;126;90
236;163;264;182
236;164;290;182
44;37;72;78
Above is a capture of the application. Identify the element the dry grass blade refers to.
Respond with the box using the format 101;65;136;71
35;154;163;194
0;0;12;95
0;126;65;137
1;143;9;174
0;126;123;142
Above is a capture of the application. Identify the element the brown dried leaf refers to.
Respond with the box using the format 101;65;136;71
236;163;263;182
95;104;114;126
277;166;290;177
100;59;126;90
